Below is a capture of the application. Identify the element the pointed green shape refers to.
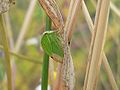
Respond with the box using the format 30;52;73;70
41;31;53;56
49;32;64;58
41;31;64;60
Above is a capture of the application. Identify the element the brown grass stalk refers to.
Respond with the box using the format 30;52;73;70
110;2;120;18
53;0;75;89
54;0;82;90
14;0;37;53
83;0;110;90
66;0;82;42
82;1;118;90
64;0;82;42
91;0;120;18
83;0;103;89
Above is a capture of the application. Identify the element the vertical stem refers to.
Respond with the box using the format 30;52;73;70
41;16;51;90
14;0;37;53
41;54;49;90
82;1;118;89
0;15;12;90
84;0;110;89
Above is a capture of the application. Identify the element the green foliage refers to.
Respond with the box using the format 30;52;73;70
41;31;64;60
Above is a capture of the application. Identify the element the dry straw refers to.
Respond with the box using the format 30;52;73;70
83;0;111;90
14;0;37;53
82;1;118;90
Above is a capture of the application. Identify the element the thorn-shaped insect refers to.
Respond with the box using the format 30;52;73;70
41;31;64;63
39;0;75;89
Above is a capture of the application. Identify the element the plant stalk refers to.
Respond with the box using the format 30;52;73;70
0;15;12;90
41;16;51;90
82;1;118;90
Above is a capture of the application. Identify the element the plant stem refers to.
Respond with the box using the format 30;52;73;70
0;15;12;90
83;0;110;89
41;16;51;90
14;0;37;53
0;45;42;64
82;1;118;90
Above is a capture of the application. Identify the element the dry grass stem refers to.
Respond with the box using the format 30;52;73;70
83;0;110;90
83;0;103;89
82;1;118;90
66;0;82;42
110;2;120;18
53;0;75;89
15;0;37;53
91;0;120;18
54;0;82;90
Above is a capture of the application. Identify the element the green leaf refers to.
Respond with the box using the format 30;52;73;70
41;31;53;56
49;32;64;57
41;31;64;60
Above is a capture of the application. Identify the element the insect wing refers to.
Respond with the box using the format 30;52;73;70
41;32;53;56
49;32;64;58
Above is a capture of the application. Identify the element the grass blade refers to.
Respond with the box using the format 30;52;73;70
83;0;110;90
0;15;12;90
0;45;42;64
82;1;118;90
15;0;37;53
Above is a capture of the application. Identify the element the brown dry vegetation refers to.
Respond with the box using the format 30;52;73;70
0;0;120;90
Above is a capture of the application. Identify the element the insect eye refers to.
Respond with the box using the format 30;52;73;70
68;41;71;45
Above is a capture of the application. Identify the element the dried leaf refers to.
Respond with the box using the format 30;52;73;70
61;41;75;90
39;0;64;29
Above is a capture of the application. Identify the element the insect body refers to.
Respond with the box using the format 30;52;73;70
61;41;75;90
41;31;64;63
39;0;75;89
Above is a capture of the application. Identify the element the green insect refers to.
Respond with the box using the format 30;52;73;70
41;31;64;63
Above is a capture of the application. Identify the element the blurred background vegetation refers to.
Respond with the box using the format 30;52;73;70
0;0;120;90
